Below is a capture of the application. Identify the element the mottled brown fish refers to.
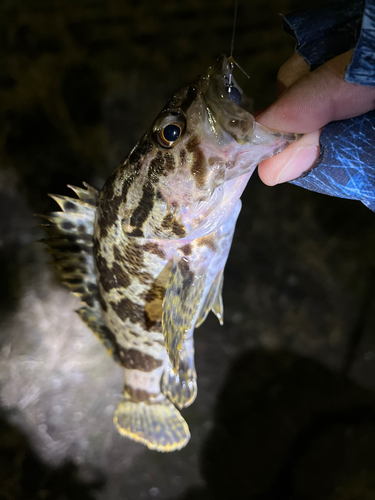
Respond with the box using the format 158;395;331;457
40;56;299;452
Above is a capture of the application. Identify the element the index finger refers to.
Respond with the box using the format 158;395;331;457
275;53;310;97
257;51;375;134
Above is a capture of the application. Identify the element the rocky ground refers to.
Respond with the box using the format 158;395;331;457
1;1;375;499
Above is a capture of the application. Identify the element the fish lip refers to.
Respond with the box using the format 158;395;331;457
214;54;231;80
205;54;232;87
203;54;244;104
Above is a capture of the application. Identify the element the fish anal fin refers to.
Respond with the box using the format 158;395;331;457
162;338;197;409
114;393;190;452
162;256;206;373
162;366;197;410
196;271;224;328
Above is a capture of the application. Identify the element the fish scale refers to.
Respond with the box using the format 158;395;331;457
40;55;300;452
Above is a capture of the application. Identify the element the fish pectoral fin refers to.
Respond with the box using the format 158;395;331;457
114;393;190;452
162;256;206;373
162;338;197;409
195;270;224;328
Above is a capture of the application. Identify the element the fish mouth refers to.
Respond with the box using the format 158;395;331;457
212;54;233;83
200;54;254;143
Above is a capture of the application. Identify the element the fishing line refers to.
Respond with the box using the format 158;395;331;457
228;0;249;91
228;0;238;87
230;0;238;61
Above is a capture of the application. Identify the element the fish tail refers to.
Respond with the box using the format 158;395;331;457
114;389;190;452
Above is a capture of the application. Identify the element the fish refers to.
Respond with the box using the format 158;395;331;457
39;55;300;452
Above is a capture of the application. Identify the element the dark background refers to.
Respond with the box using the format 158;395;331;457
1;1;375;499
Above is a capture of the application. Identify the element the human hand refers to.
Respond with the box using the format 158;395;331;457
256;51;375;185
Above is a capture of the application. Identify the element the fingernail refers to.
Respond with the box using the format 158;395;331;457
275;145;319;184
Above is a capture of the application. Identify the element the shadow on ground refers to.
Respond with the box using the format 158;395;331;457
176;349;375;500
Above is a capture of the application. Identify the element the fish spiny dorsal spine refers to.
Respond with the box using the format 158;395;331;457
38;183;123;363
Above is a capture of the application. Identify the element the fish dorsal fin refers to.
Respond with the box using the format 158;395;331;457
67;182;98;205
38;184;98;301
162;255;206;373
37;184;122;363
195;270;224;328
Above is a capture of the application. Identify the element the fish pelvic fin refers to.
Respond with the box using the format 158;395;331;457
196;270;224;328
114;392;190;452
162;256;206;373
162;339;197;409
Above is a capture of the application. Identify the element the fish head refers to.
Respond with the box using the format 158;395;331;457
99;56;300;240
150;55;259;200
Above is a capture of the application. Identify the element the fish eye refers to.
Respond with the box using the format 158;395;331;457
158;123;182;148
154;111;186;149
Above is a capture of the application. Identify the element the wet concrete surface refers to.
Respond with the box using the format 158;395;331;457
1;1;375;499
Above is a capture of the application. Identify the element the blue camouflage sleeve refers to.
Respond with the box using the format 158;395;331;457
283;0;375;211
